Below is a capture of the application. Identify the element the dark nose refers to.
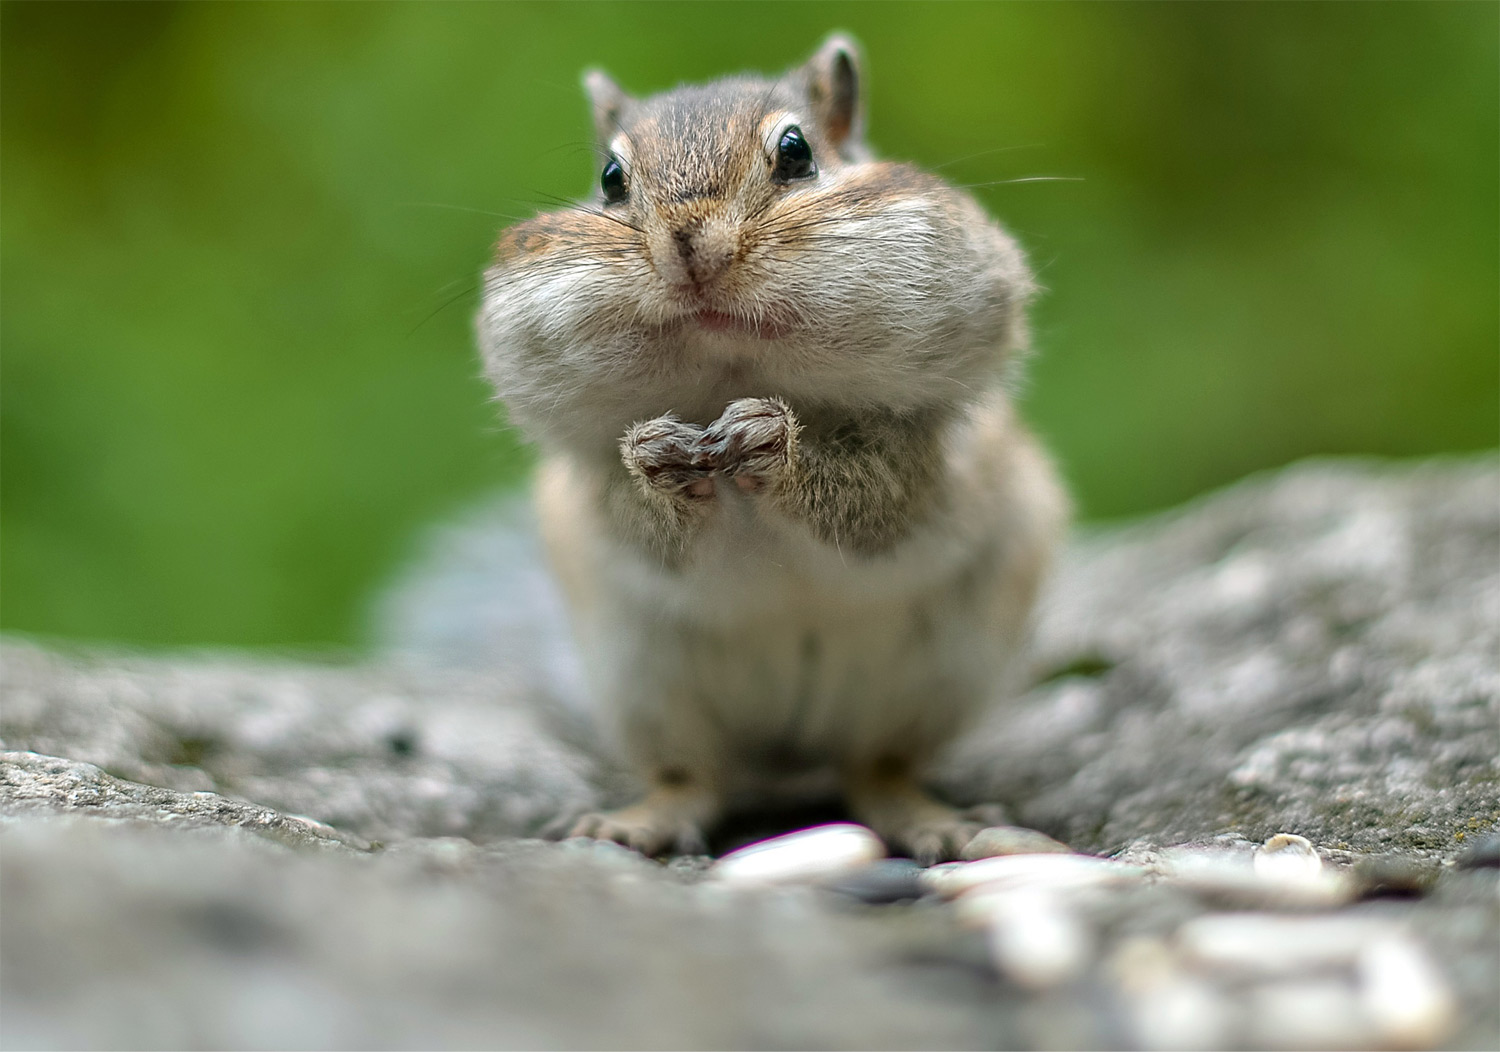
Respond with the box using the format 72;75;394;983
674;220;734;287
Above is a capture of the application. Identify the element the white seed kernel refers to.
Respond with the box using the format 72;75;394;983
709;823;884;886
1254;833;1323;881
983;888;1092;990
1176;912;1406;975
1357;936;1456;1048
921;851;1142;898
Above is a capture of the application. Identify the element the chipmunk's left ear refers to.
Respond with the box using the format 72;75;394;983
803;34;862;151
584;69;635;143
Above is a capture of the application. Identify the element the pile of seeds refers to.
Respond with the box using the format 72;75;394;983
707;822;1482;1051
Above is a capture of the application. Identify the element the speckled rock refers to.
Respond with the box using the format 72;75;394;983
0;808;1012;1051
2;456;1497;1050
0;643;602;843
942;456;1499;860
1;751;371;852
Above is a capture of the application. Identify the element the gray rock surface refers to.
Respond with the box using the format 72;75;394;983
0;643;602;843
944;455;1500;858
2;456;1497;1049
1;761;1014;1051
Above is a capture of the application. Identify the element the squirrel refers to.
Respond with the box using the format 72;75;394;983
475;34;1067;863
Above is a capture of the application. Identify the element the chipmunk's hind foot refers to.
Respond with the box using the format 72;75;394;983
845;758;987;865
568;778;720;857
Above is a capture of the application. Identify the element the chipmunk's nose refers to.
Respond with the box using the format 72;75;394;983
671;216;736;288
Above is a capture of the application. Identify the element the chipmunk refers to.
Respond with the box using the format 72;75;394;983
476;35;1067;863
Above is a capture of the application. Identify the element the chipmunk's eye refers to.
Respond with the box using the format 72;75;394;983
772;126;817;183
600;157;628;204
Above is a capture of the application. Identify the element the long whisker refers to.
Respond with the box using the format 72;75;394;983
400;202;530;222
525;189;646;235
957;176;1084;189
407;279;481;337
929;142;1047;171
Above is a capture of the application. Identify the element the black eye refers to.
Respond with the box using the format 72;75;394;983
600;157;628;203
772;126;817;183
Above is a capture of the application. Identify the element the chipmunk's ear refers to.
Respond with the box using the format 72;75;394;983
584;69;633;143
803;34;862;150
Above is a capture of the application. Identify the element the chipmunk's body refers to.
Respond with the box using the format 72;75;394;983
478;37;1066;861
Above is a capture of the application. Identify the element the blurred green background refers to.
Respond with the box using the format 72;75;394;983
3;2;1496;651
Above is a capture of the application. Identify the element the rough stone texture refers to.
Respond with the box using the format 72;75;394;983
0;644;603;843
1;774;1021;1051
0;751;370;852
943;455;1500;858
2;456;1497;1050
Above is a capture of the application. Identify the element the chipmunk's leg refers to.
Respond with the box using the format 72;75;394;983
702;399;947;556
843;755;986;865
611;415;718;562
569;767;722;857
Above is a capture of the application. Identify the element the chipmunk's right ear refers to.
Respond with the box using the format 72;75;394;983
803;34;863;152
584;70;633;142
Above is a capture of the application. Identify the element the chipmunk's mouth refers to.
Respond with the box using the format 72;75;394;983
693;309;748;332
687;308;787;341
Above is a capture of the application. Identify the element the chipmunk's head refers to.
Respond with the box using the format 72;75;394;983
579;35;865;325
481;34;1033;453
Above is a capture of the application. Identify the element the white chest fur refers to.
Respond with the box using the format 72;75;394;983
580;480;1013;780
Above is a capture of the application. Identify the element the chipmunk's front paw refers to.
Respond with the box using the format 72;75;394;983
621;415;715;498
697;397;799;493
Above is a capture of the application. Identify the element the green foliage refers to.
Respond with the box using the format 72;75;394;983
3;2;1496;649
